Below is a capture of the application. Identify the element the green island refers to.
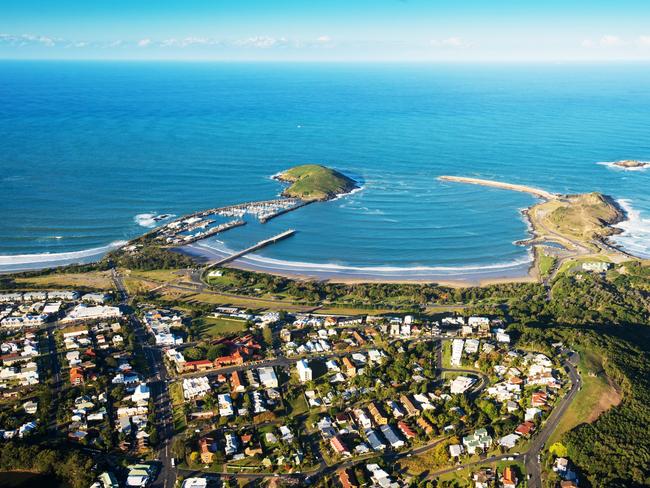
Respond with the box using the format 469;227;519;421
273;164;358;201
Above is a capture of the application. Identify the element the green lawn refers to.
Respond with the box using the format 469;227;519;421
197;316;248;338
538;252;557;278
547;348;620;446
286;394;309;418
168;381;187;432
442;340;452;368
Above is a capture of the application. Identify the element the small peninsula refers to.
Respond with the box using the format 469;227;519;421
612;159;649;169
439;175;630;282
274;164;358;201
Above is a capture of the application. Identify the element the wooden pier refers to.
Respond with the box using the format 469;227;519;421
207;229;296;268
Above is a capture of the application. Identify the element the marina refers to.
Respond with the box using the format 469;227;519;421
145;198;305;247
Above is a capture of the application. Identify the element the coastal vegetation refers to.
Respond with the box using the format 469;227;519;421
273;164;358;201
8;271;115;291
532;192;624;245
0;442;95;488
107;245;195;271
518;325;650;488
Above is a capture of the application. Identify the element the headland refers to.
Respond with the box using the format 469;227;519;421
439;175;630;282
272;164;359;201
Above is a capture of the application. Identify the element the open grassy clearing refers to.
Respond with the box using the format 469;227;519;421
537;251;557;278
14;271;115;290
547;348;621;446
168;381;187;432
127;268;187;282
315;306;396;316
196;316;248;338
180;292;317;313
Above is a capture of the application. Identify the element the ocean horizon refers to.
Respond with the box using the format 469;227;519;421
1;61;649;274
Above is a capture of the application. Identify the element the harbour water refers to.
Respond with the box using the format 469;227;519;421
1;62;649;275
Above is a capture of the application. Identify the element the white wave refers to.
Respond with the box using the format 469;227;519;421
0;241;127;266
134;213;158;228
192;239;533;275
332;185;365;201
611;199;650;258
598;161;650;172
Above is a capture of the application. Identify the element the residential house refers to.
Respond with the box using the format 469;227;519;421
502;466;518;488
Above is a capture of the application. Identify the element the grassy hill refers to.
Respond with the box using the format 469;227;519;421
537;192;625;242
274;164;358;201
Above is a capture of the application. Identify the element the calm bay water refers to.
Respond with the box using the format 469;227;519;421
1;61;649;274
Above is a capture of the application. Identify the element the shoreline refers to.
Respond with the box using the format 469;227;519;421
2;175;644;285
177;242;537;287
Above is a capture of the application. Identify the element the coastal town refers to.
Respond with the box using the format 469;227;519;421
0;267;588;488
0;165;647;488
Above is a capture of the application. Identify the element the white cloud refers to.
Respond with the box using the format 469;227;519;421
137;38;151;47
316;35;331;43
430;37;473;48
234;36;288;48
599;35;624;47
637;35;650;47
161;37;220;48
581;39;594;48
0;33;58;47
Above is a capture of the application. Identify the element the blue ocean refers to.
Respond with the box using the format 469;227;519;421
1;61;649;276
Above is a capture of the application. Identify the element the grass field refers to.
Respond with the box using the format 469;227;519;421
315;306;395;316
128;268;187;282
197;316;248;338
441;340;452;368
168;381;188;432
547;348;621;446
14;271;115;290
181;292;316;313
538;252;557;278
286;393;309;418
555;255;612;277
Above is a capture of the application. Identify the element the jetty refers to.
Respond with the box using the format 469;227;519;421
259;200;312;223
438;176;558;200
207;229;296;268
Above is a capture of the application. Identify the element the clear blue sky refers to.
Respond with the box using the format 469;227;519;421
2;0;650;61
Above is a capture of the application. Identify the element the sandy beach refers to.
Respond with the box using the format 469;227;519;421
177;241;536;287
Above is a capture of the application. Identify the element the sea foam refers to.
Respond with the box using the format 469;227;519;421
134;213;158;228
0;241;127;267
598;161;650;172
611;199;650;259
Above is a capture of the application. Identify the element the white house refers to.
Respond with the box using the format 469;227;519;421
296;359;312;383
257;367;278;388
131;384;150;404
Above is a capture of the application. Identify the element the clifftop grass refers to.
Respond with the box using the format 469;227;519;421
275;164;358;201
535;192;625;243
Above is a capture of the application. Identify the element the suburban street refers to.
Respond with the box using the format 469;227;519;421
112;269;177;488
110;267;580;487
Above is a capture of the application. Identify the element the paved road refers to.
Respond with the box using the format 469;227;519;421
421;348;580;488
112;269;177;488
524;349;580;488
